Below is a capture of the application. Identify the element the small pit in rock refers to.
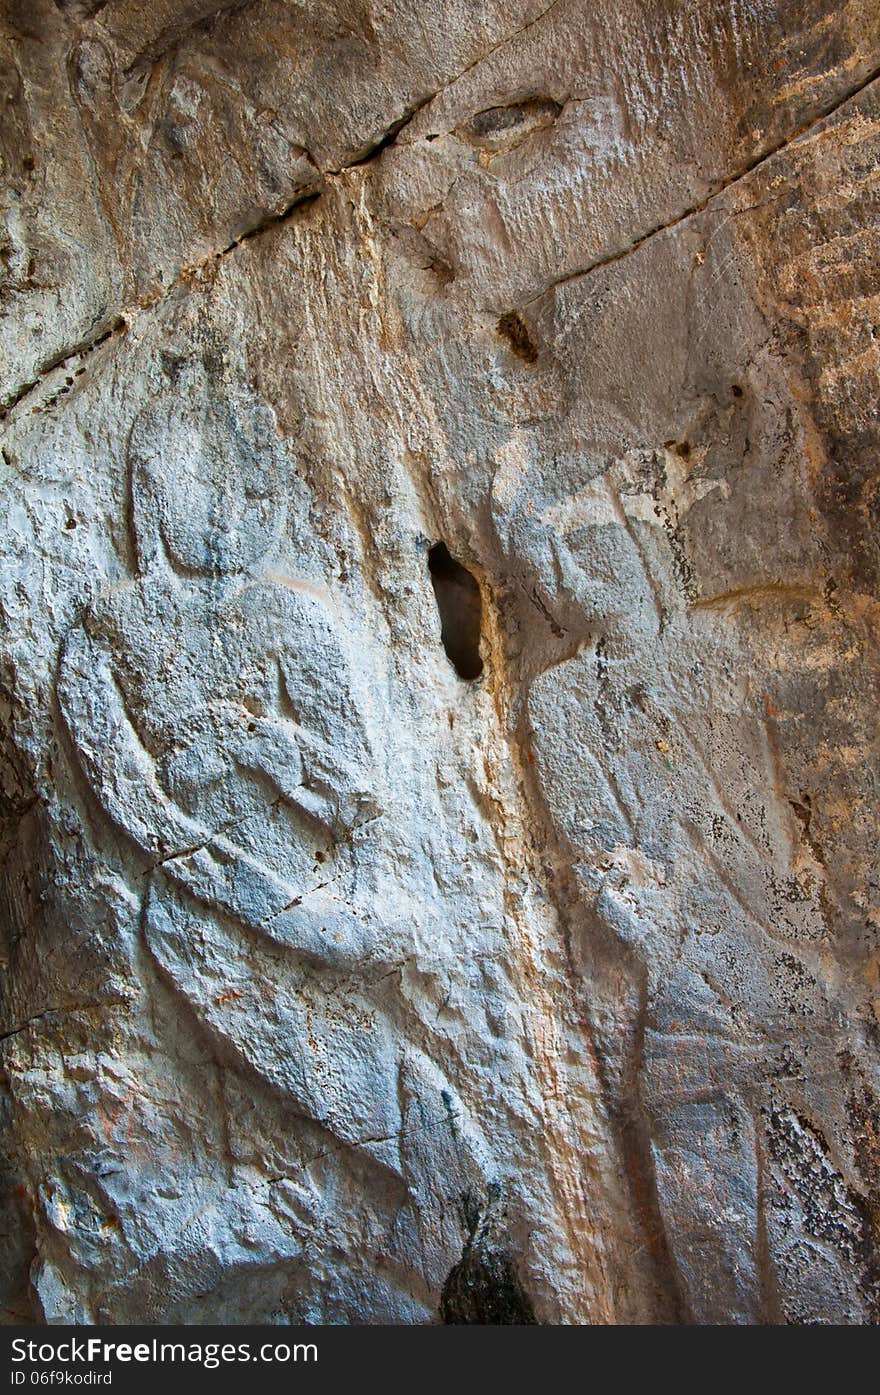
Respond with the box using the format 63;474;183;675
458;97;561;154
496;311;538;363
428;542;484;681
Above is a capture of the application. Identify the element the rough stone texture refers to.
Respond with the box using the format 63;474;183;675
1;0;880;1325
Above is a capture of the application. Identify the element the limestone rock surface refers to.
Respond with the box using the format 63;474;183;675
2;0;880;1324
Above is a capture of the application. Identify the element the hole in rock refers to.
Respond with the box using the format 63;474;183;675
440;1246;536;1325
428;542;484;681
470;97;560;141
496;311;538;363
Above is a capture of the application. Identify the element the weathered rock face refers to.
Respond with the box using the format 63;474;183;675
1;0;879;1325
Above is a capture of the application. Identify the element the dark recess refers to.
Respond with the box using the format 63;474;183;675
440;1246;537;1324
428;542;484;681
496;311;538;363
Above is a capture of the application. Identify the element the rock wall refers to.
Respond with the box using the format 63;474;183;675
1;0;879;1324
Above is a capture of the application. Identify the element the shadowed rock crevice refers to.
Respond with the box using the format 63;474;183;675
496;311;538;363
440;1246;536;1325
428;543;484;681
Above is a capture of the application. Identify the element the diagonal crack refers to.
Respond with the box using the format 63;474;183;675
0;84;433;423
520;61;880;310
0;319;126;422
112;0;265;77
144;796;282;874
0;996;131;1043
3;52;878;424
0;187;323;422
258;1099;463;1190
0;0;568;423
394;0;569;130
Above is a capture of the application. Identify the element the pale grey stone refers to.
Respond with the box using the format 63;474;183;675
2;0;880;1325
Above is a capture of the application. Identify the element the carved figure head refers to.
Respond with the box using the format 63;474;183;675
129;381;287;577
